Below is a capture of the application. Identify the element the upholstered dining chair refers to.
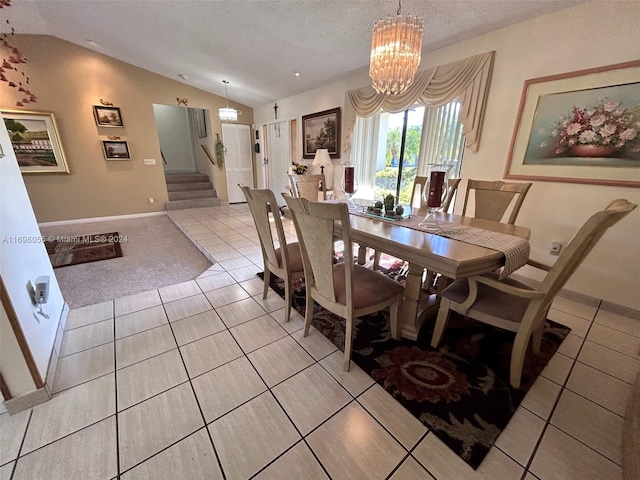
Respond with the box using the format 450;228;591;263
431;199;637;388
283;194;405;371
461;180;532;224
288;173;327;201
239;185;305;323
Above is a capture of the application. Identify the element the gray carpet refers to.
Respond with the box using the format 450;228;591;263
40;214;212;308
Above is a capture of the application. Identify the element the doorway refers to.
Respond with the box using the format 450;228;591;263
152;104;199;172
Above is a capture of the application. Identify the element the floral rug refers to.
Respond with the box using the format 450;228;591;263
259;270;570;469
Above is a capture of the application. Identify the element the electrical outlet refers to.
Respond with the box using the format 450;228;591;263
148;197;154;204
550;242;562;256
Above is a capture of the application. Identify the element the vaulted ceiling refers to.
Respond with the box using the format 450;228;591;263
5;0;587;107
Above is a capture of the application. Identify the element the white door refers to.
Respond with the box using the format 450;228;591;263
267;121;291;206
222;123;254;203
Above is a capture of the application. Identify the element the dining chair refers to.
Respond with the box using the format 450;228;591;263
431;199;637;388
288;173;327;201
461;180;532;224
239;185;305;323
283;194;405;371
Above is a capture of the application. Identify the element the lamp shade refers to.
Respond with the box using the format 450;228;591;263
313;148;331;166
218;107;237;122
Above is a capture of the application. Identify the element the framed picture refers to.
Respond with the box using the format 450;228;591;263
302;107;341;159
102;140;131;160
504;60;640;188
1;109;70;173
93;106;124;127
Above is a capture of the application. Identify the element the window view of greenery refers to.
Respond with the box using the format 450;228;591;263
373;107;424;205
372;102;464;207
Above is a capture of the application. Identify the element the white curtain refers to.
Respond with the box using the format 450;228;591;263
350;115;378;200
418;101;465;177
343;51;494;154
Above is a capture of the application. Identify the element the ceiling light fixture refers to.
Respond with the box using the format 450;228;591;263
369;0;424;95
178;74;188;80
219;80;237;122
294;72;300;77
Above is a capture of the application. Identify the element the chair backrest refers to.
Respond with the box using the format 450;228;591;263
239;185;290;273
283;194;353;306
461;180;532;224
539;199;636;311
288;174;326;201
411;176;461;213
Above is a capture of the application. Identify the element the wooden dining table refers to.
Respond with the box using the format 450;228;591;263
348;211;531;340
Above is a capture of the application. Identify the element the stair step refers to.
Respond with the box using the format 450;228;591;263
166;198;222;210
165;172;210;184
166;182;213;192
168;190;217;201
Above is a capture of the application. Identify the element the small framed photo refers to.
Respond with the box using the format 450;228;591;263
102;140;131;160
93;106;124;127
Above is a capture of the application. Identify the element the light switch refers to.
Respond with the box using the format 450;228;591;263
144;158;156;165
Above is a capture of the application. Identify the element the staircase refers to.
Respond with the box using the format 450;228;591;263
164;172;222;210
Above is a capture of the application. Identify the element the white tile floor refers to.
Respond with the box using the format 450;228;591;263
1;204;638;480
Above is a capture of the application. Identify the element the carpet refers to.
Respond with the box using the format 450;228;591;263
259;271;570;469
45;232;123;268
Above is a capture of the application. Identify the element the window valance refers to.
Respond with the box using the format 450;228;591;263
343;51;495;153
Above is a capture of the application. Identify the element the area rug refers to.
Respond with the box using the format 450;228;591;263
259;271;570;469
45;232;123;268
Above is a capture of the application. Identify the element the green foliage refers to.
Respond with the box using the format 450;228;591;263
374;167;417;205
4;119;26;134
214;139;225;168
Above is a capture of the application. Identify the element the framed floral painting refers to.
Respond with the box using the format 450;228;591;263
504;60;640;187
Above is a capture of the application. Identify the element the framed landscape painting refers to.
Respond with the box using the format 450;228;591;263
102;140;131;160
93;106;124;127
302;107;341;159
2;109;70;173
505;60;640;187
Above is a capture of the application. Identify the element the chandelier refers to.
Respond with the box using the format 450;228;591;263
369;0;424;95
219;80;237;122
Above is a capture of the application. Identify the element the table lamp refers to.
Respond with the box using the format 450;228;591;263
312;148;331;175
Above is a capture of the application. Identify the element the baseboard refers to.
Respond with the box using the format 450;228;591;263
44;303;69;396
3;387;50;415
600;300;640;320
38;211;166;227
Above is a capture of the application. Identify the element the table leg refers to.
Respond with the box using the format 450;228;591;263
356;244;367;265
399;262;424;340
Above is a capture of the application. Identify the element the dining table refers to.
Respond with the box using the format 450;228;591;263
281;201;531;341
348;208;531;340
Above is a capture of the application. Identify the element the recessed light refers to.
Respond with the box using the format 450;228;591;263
178;74;188;80
86;39;100;47
294;72;301;77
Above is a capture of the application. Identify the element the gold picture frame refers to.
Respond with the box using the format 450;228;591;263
302;107;341;159
504;60;640;188
1;109;70;174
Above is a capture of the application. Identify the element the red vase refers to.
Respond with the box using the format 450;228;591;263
570;145;616;157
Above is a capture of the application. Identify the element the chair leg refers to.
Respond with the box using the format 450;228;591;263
303;290;314;337
373;250;381;270
262;266;270;299
389;300;401;340
532;324;543;355
431;299;452;348
343;315;353;371
510;329;532;389
283;278;292;323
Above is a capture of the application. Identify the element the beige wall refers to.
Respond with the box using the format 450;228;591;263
1;35;253;222
254;1;640;310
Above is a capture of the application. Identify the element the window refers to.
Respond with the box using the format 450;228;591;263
352;100;466;205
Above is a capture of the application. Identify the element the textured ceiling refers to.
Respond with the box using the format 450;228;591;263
3;0;587;108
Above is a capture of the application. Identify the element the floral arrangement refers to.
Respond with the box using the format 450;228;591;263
550;98;640;155
291;161;308;175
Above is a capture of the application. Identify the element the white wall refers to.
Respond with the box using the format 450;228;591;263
255;1;640;310
0;113;66;387
0;300;36;395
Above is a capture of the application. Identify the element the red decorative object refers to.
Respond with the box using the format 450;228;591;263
427;171;445;208
344;166;355;194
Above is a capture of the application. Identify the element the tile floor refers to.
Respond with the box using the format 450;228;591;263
1;204;638;480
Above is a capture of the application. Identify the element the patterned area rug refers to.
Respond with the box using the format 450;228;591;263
259;271;570;469
45;232;123;268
